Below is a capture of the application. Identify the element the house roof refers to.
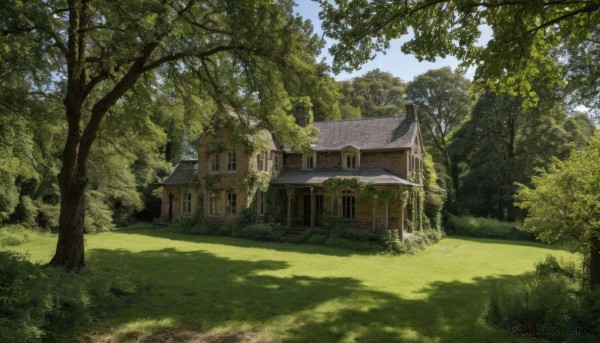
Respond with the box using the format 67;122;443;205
311;116;417;151
160;160;199;185
272;169;420;187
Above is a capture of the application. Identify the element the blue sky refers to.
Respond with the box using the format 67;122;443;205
294;1;472;82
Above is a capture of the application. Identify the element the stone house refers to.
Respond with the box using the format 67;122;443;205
160;104;425;236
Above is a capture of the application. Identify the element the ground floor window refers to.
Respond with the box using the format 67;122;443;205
227;192;237;216
341;191;355;219
256;191;265;215
209;191;219;215
182;190;192;214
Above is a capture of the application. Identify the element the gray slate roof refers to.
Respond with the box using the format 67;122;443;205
312;116;417;151
272;169;419;187
160;160;199;185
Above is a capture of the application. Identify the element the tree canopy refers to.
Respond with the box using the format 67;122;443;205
1;0;333;269
319;0;600;107
516;132;600;288
338;69;406;118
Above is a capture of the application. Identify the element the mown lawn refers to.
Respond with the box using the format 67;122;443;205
4;226;574;342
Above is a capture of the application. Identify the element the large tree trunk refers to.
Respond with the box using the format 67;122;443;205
590;235;600;289
49;174;87;269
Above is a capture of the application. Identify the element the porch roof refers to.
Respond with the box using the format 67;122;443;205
160;160;199;185
271;169;420;187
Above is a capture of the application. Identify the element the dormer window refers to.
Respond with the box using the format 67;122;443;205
342;147;360;170
345;153;357;169
303;152;315;170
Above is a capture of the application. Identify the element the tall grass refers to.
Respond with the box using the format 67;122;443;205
446;215;536;241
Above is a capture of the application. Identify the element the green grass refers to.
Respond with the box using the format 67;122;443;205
2;226;575;342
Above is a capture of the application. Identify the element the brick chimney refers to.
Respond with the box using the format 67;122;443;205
293;103;312;127
405;102;417;122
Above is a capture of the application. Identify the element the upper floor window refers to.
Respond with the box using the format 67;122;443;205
209;154;220;173
257;154;265;171
227;192;237;216
341;190;355;219
303;152;315;170
273;153;280;172
209;191;219;215
182;191;193;214
227;151;237;172
343;152;358;170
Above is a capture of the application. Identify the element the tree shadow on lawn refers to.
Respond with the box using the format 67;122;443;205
117;227;364;257
85;247;530;342
448;235;574;252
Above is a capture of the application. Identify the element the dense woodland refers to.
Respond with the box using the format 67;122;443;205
1;65;595;232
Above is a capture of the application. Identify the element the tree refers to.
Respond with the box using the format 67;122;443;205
515;133;600;289
319;0;600;105
1;0;324;269
339;69;406;117
451;89;595;220
406;67;471;210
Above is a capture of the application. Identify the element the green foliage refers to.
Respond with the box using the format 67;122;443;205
451;90;589;220
0;225;30;247
235;207;257;228
232;223;285;242
446;215;535;241
515;132;600;246
319;0;598;107
0;251;143;343
338;69;406;118
422;154;445;230
486;256;600;341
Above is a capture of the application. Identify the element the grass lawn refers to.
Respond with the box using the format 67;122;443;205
3;226;575;342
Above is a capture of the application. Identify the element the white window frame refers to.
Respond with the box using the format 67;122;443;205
209;191;219;215
342;149;360;170
182;190;193;215
302;151;315;170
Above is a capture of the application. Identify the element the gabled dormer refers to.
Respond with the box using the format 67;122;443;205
341;145;360;170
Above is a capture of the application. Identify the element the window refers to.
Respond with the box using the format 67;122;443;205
273;153;280;171
303;152;315;170
227;192;237;216
209;191;219;215
209;154;220;173
257;154;265;171
182;191;192;214
256;191;265;215
341;191;355;219
342;150;359;170
227;151;237;172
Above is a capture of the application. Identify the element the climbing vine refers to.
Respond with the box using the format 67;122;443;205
202;175;222;191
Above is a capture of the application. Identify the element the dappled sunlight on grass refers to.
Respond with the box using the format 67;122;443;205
114;317;177;341
2;227;573;342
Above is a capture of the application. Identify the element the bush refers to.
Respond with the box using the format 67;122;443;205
0;225;30;247
487;255;599;341
188;222;231;236
232;223;284;242
235;207;257;227
0;252;143;343
446;215;535;241
306;233;328;245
